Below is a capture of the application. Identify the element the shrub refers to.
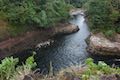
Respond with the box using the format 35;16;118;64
0;57;18;80
66;0;89;8
104;29;115;37
0;53;36;80
81;58;120;80
116;27;120;33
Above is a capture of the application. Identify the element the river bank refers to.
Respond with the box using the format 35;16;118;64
86;33;120;56
0;23;79;60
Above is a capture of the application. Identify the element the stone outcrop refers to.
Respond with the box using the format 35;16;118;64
69;9;85;16
54;24;79;35
36;39;54;49
87;33;120;56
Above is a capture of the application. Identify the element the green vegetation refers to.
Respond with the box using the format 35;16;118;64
0;0;120;35
66;0;88;8
81;58;120;80
0;56;119;80
65;0;120;36
84;0;120;36
0;0;119;38
0;54;36;80
0;0;71;28
0;0;120;80
0;0;72;39
60;58;120;80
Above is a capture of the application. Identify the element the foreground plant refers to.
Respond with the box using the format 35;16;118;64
81;58;120;80
67;58;120;80
58;58;120;80
0;57;18;80
0;53;36;80
0;54;119;80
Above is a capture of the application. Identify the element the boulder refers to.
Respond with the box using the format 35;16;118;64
87;33;120;56
69;9;85;16
36;39;54;49
54;24;79;35
59;72;74;80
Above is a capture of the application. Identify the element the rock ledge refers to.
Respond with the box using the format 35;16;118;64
87;33;120;56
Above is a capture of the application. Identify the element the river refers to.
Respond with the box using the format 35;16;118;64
12;13;120;73
35;14;90;73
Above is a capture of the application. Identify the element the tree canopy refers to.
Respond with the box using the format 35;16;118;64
84;0;120;35
0;0;72;27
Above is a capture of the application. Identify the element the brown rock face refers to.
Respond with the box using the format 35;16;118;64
87;33;120;56
54;24;79;35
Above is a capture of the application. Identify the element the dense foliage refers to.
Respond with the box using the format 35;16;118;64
84;0;120;36
0;0;71;27
0;54;36;80
66;0;89;8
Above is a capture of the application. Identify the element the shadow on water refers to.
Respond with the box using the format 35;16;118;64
35;15;90;73
91;55;120;67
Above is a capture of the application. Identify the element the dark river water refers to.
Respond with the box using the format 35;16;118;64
35;15;90;72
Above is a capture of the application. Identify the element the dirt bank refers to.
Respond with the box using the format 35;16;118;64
0;23;79;59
